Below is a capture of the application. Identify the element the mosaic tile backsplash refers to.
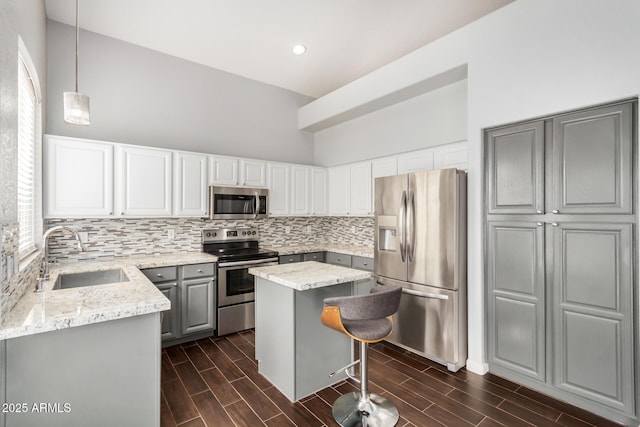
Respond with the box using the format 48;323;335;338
0;223;42;322
44;216;374;263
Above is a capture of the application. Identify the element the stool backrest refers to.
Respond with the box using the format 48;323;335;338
323;285;402;321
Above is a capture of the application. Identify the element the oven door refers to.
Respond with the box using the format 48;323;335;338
217;258;278;306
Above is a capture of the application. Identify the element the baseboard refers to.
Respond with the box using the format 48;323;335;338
465;358;489;375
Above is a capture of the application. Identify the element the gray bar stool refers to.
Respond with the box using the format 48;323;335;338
321;284;402;427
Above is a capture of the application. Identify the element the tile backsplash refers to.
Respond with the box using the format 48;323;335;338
0;223;42;322
44;216;374;263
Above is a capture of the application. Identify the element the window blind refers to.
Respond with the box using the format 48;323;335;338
17;57;36;259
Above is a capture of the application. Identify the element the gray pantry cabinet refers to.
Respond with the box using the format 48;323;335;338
142;263;216;346
484;100;636;424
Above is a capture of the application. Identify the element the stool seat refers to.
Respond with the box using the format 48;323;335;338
321;284;402;427
342;318;392;341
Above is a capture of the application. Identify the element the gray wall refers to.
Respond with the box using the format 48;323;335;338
46;20;315;165
314;80;467;166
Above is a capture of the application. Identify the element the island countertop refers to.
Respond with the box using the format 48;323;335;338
249;261;371;291
0;252;218;341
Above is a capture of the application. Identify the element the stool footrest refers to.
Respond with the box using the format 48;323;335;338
329;359;361;384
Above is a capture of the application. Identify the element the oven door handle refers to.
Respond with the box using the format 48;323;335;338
218;258;279;268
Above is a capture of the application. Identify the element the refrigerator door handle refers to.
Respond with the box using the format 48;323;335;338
402;288;449;300
398;190;407;262
406;189;415;263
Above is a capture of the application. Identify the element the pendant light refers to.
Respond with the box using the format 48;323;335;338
63;0;90;125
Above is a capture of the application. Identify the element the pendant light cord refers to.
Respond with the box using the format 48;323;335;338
75;0;79;93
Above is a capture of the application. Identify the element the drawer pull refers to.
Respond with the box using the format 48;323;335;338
363;263;368;266
197;269;203;273
156;274;163;277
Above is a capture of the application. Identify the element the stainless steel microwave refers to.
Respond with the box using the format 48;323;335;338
208;186;268;220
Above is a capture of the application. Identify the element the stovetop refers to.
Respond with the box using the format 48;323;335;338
201;227;278;262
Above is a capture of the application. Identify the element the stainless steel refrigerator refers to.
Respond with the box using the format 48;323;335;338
374;168;467;372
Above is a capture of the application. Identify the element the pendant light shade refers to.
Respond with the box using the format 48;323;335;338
63;92;90;125
63;0;90;125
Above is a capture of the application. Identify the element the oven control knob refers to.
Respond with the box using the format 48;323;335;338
206;232;211;237
213;232;217;237
252;231;256;235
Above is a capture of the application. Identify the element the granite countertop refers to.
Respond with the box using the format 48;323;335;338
249;261;371;291
265;244;374;258
0;252;218;341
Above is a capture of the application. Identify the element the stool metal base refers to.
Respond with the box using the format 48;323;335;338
332;392;399;427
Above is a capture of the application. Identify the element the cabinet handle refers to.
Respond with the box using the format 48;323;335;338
552;209;559;214
121;212;125;215
363;262;368;266
536;222;543;226
536;210;543;214
197;269;203;273
552;222;558;227
108;211;113;215
157;273;163;277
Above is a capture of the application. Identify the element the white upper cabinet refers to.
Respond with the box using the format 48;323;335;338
328;165;350;216
397;149;434;174
115;145;172;217
290;166;311;216
240;160;267;187
310;168;328;216
209;156;239;186
267;163;290;216
371;156;398;179
433;141;468;170
174;152;208;217
349;161;372;216
45;135;114;218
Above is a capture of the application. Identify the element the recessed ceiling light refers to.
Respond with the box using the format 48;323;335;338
292;44;307;56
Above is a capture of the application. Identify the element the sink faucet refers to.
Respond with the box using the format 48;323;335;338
35;226;87;292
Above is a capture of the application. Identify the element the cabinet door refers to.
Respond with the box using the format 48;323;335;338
350;162;372;216
156;282;180;341
181;277;215;335
116;146;172;216
310;168;328;216
174;152;207;217
486;121;544;214
487;221;546;381
240;160;266;187
551;222;634;413
397;148;434;174
268;163;290;216
209;156;239;185
371;156;397;179
551;102;632;214
328;165;350;216
433;141;468;170
290;166;310;216
45;135;114;217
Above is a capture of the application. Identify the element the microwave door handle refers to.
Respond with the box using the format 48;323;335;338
407;189;415;263
254;192;259;219
398;190;406;262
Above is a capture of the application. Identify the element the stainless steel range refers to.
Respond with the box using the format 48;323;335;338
202;227;278;336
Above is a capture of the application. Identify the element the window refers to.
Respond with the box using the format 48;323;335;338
17;49;38;259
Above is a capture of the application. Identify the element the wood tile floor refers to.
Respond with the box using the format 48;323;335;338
161;330;622;427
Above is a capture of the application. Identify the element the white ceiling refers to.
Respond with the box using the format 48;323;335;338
45;0;514;98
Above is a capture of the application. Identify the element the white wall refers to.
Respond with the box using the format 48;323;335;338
305;0;640;374
314;80;467;166
46;20;315;165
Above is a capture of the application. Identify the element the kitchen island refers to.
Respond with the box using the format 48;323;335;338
249;261;371;402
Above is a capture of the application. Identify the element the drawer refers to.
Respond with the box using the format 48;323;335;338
352;256;373;271
279;254;303;264
303;252;326;262
326;252;352;267
141;266;177;283
182;263;215;279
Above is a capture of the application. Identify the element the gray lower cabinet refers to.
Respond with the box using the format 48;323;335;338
2;313;161;427
485;100;637;425
487;221;545;382
142;263;216;346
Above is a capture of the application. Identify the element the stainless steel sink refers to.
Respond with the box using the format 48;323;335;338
53;269;129;290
